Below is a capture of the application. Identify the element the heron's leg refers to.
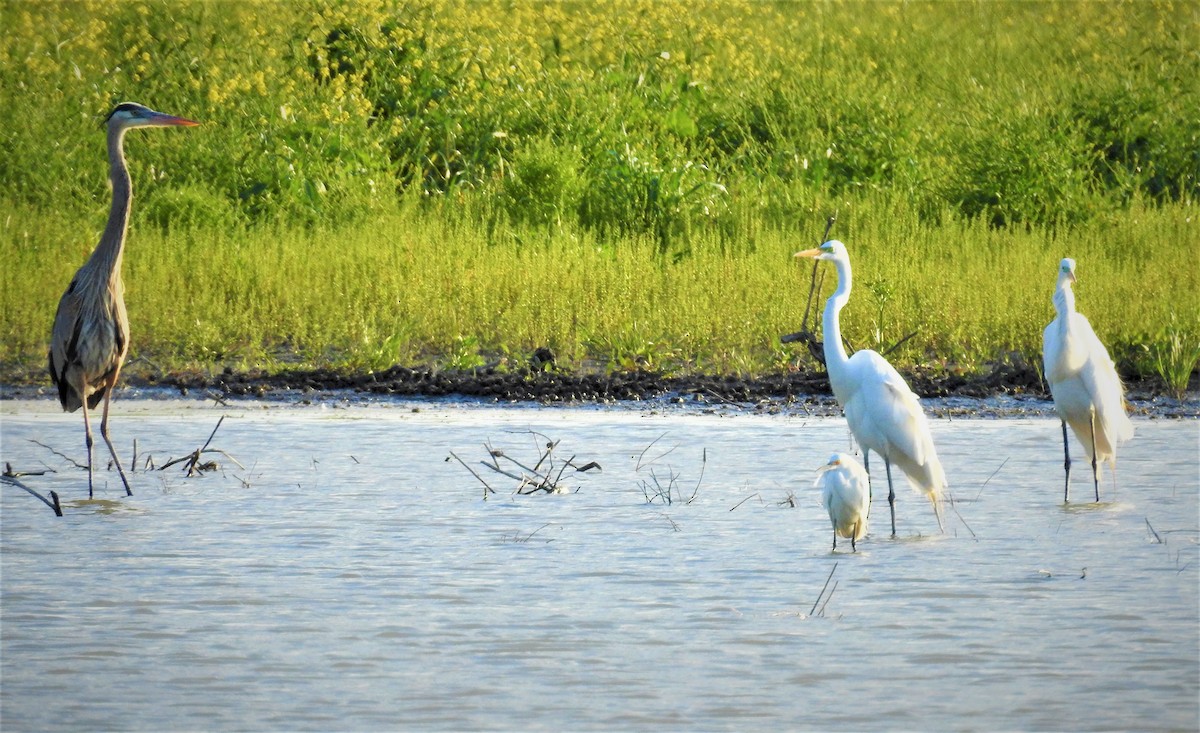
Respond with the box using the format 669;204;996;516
1060;420;1071;504
81;393;95;500
885;458;897;538
850;523;858;553
1088;410;1099;503
99;371;132;497
831;531;837;553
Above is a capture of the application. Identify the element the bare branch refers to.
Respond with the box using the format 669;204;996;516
810;562;839;616
447;451;495;496
1;474;63;517
29;440;87;470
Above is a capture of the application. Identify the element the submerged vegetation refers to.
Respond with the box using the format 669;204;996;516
1;0;1197;387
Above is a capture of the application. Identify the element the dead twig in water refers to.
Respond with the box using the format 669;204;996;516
29;440;88;470
448;451;496;498
158;415;244;476
456;434;599;496
636;432;677;471
945;493;978;540
2;470;63;517
1145;518;1163;544
810;562;839;617
729;492;762;511
688;448;706;504
511;523;556;543
974;457;1010;501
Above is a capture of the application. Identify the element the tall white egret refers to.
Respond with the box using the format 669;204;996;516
795;240;945;536
816;453;870;552
1042;258;1133;502
49;103;198;498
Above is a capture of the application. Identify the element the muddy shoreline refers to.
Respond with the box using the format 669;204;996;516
3;362;1196;418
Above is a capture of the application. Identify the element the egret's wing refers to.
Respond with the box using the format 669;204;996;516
855;351;929;466
1074;313;1134;447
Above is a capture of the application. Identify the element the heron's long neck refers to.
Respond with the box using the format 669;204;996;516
91;126;132;286
822;257;852;375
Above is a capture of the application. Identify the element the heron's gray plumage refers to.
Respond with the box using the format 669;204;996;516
47;102;197;498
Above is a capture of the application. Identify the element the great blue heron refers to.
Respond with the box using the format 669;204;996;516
49;102;198;499
795;240;946;536
1042;258;1134;502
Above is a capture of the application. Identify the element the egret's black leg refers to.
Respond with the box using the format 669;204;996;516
831;532;837;553
863;450;873;515
1089;411;1100;502
851;523;858;553
1061;420;1071;504
885;458;897;537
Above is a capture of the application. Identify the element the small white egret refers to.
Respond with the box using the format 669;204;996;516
1042;258;1134;502
816;453;870;552
795;240;946;536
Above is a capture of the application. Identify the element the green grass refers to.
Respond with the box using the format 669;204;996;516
1;0;1197;384
4;194;1195;381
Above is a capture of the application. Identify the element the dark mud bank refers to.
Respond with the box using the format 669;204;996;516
133;362;1195;417
4;361;1195;417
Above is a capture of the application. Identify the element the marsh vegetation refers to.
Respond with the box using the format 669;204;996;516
2;1;1196;388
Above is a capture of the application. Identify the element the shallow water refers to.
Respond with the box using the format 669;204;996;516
2;399;1197;732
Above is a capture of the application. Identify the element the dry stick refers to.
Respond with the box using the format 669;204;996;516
130;438;138;474
158;415;243;475
1145;518;1163;544
5;462;54;478
816;581;839;617
974;457;1010;501
947;495;978;540
29;440;88;470
187;415;226;476
448;450;495;497
495;452;550;486
636;432;675;471
810;562;839;616
799;215;838;332
552;454;576;490
881;330;919;358
688;448;707;503
1;474;63;517
729;492;761;512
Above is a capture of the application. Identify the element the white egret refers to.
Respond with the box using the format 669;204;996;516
795;240;945;536
816;453;870;552
1042;257;1133;502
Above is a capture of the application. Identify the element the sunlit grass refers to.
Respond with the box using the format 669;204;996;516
4;196;1195;380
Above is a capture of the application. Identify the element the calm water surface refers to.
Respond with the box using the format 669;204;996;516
2;399;1197;731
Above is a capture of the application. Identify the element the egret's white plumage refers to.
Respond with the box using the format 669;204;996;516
795;240;945;535
1042;258;1133;502
816;453;870;552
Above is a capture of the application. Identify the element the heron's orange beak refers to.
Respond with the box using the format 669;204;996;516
163;115;200;127
794;248;821;259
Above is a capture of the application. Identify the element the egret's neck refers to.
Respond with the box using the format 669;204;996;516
1052;279;1075;320
822;257;852;375
92;125;132;284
